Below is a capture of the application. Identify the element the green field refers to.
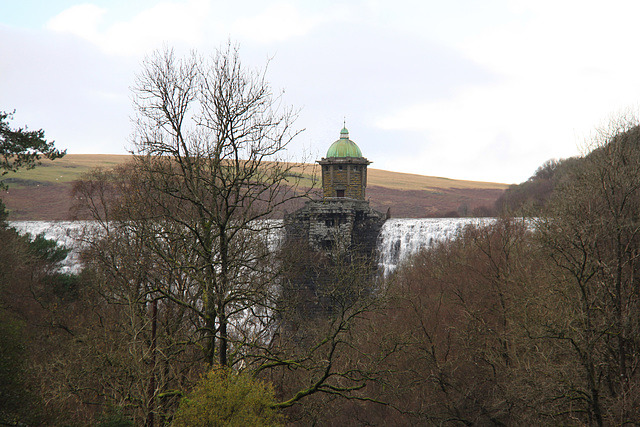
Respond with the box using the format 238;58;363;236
2;154;131;188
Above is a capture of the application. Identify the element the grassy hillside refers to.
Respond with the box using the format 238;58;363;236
1;154;130;187
1;154;508;220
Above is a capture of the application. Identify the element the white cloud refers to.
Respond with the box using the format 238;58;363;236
373;0;640;182
16;0;640;182
46;0;212;55
43;1;344;55
230;2;340;44
46;4;106;40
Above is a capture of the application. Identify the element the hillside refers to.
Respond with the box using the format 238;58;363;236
366;169;507;217
1;154;508;220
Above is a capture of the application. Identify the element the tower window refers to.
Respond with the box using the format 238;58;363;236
336;189;345;197
338;165;343;170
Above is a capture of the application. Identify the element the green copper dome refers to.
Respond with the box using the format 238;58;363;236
326;127;363;158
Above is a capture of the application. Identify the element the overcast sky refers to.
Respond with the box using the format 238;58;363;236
3;0;640;184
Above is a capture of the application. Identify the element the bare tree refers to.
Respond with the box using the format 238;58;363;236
124;43;309;369
83;41;308;361
70;44;313;424
536;113;640;426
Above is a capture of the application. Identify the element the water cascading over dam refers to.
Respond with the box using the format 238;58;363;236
377;217;493;274
11;218;493;275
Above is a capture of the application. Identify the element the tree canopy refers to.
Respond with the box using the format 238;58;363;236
0;110;66;189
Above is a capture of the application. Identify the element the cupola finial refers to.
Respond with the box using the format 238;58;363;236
340;117;349;140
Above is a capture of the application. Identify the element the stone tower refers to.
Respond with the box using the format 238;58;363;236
285;126;385;255
317;127;371;200
282;126;386;318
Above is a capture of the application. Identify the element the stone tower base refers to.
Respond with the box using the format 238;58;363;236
281;199;386;319
284;198;386;258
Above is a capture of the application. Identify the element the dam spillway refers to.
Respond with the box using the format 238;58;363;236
10;218;494;275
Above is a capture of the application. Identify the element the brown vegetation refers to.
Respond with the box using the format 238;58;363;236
5;115;640;425
2;155;507;220
368;184;504;218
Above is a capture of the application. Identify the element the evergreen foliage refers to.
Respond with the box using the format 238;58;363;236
0;110;65;190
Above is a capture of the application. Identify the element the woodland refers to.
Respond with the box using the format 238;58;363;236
3;45;640;426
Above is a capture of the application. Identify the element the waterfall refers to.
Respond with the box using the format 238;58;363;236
10;218;494;275
10;221;88;274
378;218;494;274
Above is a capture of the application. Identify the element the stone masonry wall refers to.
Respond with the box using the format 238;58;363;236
282;199;386;319
321;165;365;200
284;199;385;257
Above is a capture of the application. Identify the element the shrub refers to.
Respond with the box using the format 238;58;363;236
172;367;283;427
